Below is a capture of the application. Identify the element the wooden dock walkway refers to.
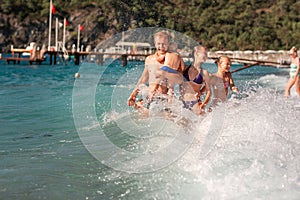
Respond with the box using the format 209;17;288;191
0;48;151;66
3;57;46;64
1;48;47;65
0;48;290;68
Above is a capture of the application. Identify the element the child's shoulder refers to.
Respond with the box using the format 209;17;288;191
145;54;159;64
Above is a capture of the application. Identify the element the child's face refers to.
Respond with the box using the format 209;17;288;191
194;48;207;62
219;57;231;72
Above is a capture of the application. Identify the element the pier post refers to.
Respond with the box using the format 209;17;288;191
95;54;103;65
99;54;103;64
49;53;53;65
17;53;21;64
54;53;57;65
74;52;80;65
121;54;127;66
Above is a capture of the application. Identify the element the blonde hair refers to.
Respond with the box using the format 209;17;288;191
194;45;207;52
154;30;170;42
289;46;297;54
215;55;231;64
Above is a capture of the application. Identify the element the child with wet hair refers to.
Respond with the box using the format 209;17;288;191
210;56;238;104
150;52;185;99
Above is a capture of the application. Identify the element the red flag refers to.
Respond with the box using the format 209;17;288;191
51;5;56;14
65;20;69;27
79;25;84;31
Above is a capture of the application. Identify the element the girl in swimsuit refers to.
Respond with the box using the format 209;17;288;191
210;56;238;105
150;51;185;101
181;46;211;114
285;46;300;97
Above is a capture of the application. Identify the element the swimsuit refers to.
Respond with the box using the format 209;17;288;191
183;64;204;84
160;66;178;74
183;100;199;110
214;77;229;90
182;65;204;110
290;63;299;78
193;73;204;84
223;81;229;89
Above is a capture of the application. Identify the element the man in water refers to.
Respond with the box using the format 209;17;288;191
127;30;185;107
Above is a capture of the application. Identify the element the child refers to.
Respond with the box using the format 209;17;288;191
150;52;185;99
181;45;211;114
134;52;184;115
210;56;238;104
285;46;300;97
134;51;185;112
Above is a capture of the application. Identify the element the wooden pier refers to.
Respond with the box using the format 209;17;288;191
0;48;150;66
0;48;290;68
1;48;47;65
4;57;46;65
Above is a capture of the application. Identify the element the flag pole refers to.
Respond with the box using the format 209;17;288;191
122;30;124;53
48;0;52;51
77;24;80;52
63;18;66;51
55;18;58;51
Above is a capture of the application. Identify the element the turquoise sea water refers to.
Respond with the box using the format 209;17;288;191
0;57;299;199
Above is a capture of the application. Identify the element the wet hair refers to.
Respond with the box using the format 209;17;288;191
289;46;297;55
191;45;206;59
214;55;231;64
154;30;170;42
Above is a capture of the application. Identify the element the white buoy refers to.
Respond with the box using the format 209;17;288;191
75;73;80;78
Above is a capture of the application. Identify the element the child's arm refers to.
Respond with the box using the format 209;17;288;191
128;62;149;106
199;70;211;109
294;57;300;81
228;72;238;93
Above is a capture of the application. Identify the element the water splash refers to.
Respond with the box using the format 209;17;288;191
97;83;300;199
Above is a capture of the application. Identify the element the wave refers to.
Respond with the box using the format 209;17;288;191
95;83;300;199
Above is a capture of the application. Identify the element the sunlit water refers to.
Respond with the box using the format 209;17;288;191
0;58;299;199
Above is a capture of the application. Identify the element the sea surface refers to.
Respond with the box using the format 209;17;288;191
0;57;299;200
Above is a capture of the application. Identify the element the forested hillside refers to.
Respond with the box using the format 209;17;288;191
0;0;299;52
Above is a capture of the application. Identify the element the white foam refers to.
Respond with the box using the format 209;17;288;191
172;87;300;199
98;84;300;199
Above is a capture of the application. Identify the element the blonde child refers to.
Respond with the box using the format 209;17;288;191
210;56;238;104
150;52;185;99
